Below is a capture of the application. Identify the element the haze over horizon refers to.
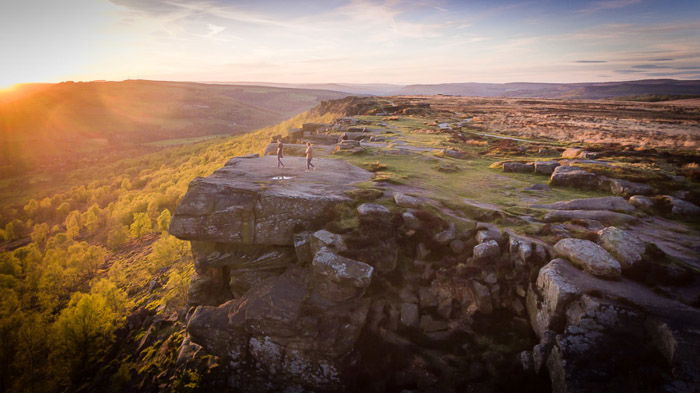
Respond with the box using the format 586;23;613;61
2;0;700;88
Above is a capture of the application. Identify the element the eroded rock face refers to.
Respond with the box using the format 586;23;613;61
526;258;700;392
172;153;699;393
170;156;372;245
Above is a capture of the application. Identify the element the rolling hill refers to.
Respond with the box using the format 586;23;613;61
230;79;700;99
0;80;348;175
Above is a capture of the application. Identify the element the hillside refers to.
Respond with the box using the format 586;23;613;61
232;79;700;99
0;105;340;393
0;80;347;176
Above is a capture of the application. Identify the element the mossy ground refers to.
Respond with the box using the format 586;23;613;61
335;114;610;216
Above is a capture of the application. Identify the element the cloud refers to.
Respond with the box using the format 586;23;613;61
577;0;642;14
204;23;225;38
575;60;607;63
651;58;674;61
615;69;646;74
631;64;671;69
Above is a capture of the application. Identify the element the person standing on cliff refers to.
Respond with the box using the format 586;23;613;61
305;142;315;170
276;139;285;168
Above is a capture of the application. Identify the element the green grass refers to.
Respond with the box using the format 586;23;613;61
338;152;609;211
143;134;230;147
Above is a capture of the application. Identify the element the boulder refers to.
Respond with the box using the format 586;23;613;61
443;149;471;159
553;238;621;279
310;229;347;255
658;195;700;217
401;210;422;230
433;223;457;245
312;247;373;288
534;196;634;212
629;195;654;211
475;228;502;244
393;192;424;209
503;162;534;173
170;156;371;245
603;178;654;197
549;166;599;190
527;259;582;337
561;148;584;159
336;140;362;151
597;227;647;270
534;161;560;175
357;203;391;218
473;240;500;262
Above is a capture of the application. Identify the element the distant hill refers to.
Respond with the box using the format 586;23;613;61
0;80;348;174
229;79;700;99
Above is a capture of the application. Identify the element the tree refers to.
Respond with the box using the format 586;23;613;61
65;211;82;240
147;234;189;272
83;204;103;235
31;222;50;248
50;289;122;389
157;209;171;233
129;213;152;238
23;199;39;217
106;225;129;249
3;222;15;242
56;202;71;221
66;242;107;278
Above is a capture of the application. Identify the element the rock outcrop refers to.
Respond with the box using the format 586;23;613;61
171;152;700;393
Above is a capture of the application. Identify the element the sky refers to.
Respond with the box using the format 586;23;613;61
1;0;699;87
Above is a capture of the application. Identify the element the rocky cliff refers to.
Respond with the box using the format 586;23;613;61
170;106;700;392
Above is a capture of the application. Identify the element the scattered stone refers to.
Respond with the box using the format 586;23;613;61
473;240;500;262
443;149;470;159
393;192;424;208
597;227;647;270
357;203;391;218
553;238;621;279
